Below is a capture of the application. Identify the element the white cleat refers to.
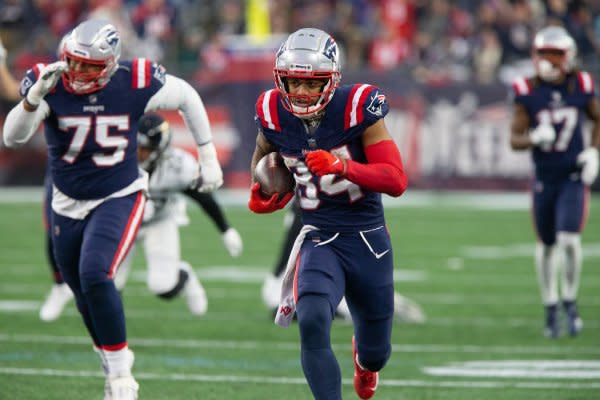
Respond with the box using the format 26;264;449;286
39;283;74;322
335;297;353;322
222;228;243;258
98;348;136;400
181;263;208;316
261;273;283;310
393;292;426;324
108;376;139;400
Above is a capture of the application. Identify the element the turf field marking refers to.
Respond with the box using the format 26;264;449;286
461;243;600;259
0;367;599;389
424;360;600;379
0;300;38;311
2;333;600;355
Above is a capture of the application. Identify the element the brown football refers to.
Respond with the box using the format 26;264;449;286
254;152;295;198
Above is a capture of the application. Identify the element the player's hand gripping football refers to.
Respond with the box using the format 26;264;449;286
305;150;346;177
196;142;224;192
577;147;599;186
248;182;293;214
529;124;556;148
26;61;69;107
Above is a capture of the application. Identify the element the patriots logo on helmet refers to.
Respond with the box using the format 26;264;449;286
366;91;386;117
20;76;33;97
323;37;337;61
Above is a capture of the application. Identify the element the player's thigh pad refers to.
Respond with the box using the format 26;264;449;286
296;231;345;313
532;182;558;245
556;180;586;233
79;193;144;290
142;218;182;293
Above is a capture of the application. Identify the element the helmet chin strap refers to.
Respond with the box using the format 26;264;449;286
537;59;562;81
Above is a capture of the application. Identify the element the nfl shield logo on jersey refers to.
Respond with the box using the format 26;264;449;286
367;91;386;117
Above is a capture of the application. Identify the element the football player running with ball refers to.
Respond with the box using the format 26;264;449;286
509;26;600;338
249;28;408;399
3;19;223;399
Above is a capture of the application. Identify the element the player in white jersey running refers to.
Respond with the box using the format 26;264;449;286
113;112;243;314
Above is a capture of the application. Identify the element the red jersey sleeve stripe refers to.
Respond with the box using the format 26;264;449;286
577;71;594;94
258;89;281;131
132;58;151;88
32;63;47;79
512;77;531;96
344;84;372;129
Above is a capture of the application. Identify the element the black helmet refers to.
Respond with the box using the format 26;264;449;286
137;112;171;171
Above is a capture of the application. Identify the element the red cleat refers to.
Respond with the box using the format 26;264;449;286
352;336;378;399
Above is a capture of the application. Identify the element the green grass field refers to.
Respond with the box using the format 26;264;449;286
1;192;599;400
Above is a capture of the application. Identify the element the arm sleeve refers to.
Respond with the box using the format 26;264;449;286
144;74;213;147
344;139;408;197
2;100;49;148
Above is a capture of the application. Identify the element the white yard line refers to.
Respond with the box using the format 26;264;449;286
0;367;599;390
1;333;600;355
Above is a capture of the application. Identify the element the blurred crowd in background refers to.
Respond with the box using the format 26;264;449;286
1;0;600;86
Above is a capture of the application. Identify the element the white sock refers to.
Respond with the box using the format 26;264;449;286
535;242;559;305
104;347;133;378
557;231;582;301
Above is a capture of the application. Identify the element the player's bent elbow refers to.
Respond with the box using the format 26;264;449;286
385;173;408;197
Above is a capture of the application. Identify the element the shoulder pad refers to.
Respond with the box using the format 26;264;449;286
577;71;595;94
255;89;281;132
131;58;166;89
343;84;387;129
511;77;533;96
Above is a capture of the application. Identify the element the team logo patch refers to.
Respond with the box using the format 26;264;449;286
20;77;33;97
152;63;166;85
366;91;386;117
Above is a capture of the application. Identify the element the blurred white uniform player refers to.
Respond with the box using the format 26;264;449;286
114;112;243;314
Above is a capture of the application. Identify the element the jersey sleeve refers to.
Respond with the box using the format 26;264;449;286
510;76;533;105
254;89;281;134
343;84;389;132
130;58;166;95
576;71;595;100
18;64;47;98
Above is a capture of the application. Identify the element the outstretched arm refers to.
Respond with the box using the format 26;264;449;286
182;189;230;233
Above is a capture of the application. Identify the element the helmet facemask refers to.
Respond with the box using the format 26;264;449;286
62;52;117;94
275;70;340;118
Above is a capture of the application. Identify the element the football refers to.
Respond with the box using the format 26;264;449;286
254;152;295;198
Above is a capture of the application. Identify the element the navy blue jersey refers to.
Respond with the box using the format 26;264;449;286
255;84;389;231
512;72;596;182
20;59;166;199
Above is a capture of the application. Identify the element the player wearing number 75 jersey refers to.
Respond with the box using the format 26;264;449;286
509;26;600;340
249;28;407;400
3;19;223;400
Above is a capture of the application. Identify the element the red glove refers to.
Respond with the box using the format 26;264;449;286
248;182;293;213
305;150;346;177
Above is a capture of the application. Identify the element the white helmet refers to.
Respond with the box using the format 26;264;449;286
274;28;341;118
532;26;577;81
61;19;121;94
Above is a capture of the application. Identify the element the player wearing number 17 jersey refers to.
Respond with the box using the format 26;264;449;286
509;26;600;339
3;19;223;399
249;28;407;399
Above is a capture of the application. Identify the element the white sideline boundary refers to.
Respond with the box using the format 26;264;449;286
0;187;534;209
1;367;599;390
